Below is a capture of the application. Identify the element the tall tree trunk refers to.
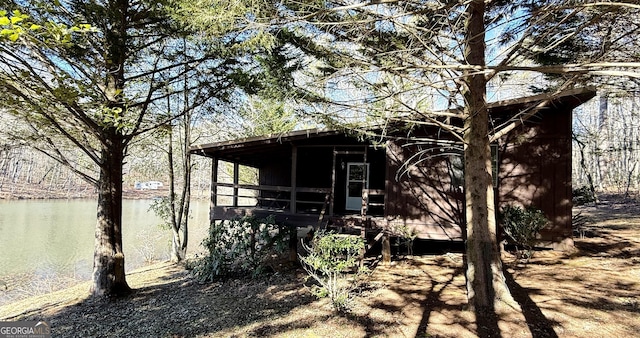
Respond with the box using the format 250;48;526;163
166;120;191;261
574;136;598;202
167;125;188;262
89;0;131;296
168;59;192;262
177;119;191;261
90;135;131;296
462;0;511;313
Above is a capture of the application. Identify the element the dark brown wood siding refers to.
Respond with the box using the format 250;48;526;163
497;109;573;249
296;147;333;213
258;150;291;209
383;110;573;245
385;140;465;240
258;144;291;187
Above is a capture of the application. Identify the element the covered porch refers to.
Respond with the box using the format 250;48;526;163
191;129;388;229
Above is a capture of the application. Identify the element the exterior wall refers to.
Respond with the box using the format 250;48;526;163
296;147;333;213
383;110;574;247
497;109;574;249
384;140;465;240
259;154;291;187
258;152;291;209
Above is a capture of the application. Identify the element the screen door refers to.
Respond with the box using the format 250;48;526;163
345;162;369;211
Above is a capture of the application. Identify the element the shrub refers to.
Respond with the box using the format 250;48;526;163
192;215;289;282
573;186;597;205
393;224;418;256
299;231;367;312
499;205;548;259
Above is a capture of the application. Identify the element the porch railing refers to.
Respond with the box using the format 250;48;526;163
212;182;384;217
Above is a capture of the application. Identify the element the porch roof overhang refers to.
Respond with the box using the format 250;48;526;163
190;87;596;166
190;128;372;167
486;87;595;113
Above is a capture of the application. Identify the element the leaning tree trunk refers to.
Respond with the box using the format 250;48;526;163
90;135;131;297
176;99;193;262
167;124;189;262
175;139;191;262
167;68;192;263
462;0;512;313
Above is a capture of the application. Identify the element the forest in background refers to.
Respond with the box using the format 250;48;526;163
0;88;299;200
573;93;640;197
0;126;213;199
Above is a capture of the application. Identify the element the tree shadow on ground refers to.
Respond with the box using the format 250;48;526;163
376;255;513;338
573;239;640;259
415;264;467;335
15;265;316;337
576;194;640;222
377;257;479;338
410;254;569;338
570;198;640;261
570;221;640;260
504;270;559;338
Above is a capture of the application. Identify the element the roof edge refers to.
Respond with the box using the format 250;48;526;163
189;128;339;154
191;87;597;154
487;86;596;109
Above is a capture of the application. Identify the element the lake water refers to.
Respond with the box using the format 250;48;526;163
0;199;210;297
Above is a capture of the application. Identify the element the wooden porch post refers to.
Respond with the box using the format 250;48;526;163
210;157;219;222
289;226;298;262
289;145;298;262
382;233;391;265
233;162;239;207
329;147;336;216
290;145;297;214
360;146;368;265
361;145;368;218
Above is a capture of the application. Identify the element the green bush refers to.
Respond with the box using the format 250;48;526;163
499;205;548;259
299;231;367;312
192;215;289;282
573;186;597;205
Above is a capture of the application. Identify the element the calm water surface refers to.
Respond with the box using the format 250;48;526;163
0;199;209;281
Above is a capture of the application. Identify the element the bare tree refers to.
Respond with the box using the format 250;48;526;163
574;93;640;197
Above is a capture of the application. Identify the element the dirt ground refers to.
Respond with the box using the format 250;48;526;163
1;195;638;337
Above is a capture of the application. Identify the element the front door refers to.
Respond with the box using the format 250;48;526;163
345;162;369;211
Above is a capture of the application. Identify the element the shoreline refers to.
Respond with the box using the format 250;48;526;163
0;259;178;308
0;197;211;307
0;260;181;320
0;188;210;201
